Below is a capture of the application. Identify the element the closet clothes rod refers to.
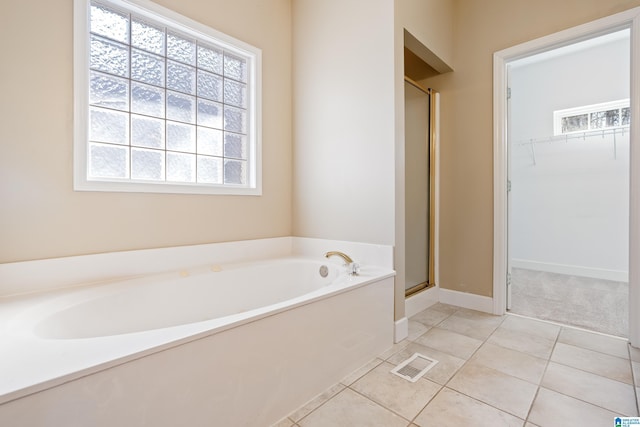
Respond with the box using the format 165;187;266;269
512;125;629;146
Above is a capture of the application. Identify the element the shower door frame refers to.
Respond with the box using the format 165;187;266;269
404;77;437;297
493;7;640;346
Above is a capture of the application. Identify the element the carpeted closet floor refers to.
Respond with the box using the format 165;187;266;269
509;268;628;337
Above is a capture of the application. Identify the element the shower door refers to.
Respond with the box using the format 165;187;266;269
404;78;436;296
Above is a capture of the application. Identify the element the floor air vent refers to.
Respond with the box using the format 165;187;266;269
390;353;438;382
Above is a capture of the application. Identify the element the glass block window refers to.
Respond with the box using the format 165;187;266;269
622;107;631;126
74;0;261;195
554;99;630;136
561;114;588;133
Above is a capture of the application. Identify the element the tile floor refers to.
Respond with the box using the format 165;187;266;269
272;303;639;427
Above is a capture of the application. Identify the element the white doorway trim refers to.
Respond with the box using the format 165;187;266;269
493;7;640;346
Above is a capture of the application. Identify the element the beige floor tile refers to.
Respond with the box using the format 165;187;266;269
551;342;633;384
488;327;555;359
542;362;637;416
414;387;523;427
429;302;460;315
471;342;547;384
340;358;384;386
271;417;295;427
558;327;629;359
414;327;483;360
351;361;441;420
454;308;505;326
378;340;411;360
632;361;640;385
438;313;501;341
411;308;451;326
528;387;618;427
283;304;639;427
407;320;431;341
289;382;346;421
447;362;538;419
501;315;560;341
297;388;407;427
386;341;465;385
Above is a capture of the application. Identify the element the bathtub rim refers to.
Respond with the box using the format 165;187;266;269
0;236;395;298
13;256;345;340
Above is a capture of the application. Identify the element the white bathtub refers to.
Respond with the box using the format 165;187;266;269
0;238;395;426
22;257;344;340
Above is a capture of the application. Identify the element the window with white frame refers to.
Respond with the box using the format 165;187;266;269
74;0;261;195
553;99;630;136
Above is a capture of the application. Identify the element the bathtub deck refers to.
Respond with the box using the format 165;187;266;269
0;270;395;426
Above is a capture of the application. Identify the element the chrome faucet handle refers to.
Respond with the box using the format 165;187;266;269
348;262;360;276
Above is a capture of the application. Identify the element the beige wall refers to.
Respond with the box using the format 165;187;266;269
423;0;640;297
0;0;292;263
397;0;454;68
292;0;396;246
394;0;454;319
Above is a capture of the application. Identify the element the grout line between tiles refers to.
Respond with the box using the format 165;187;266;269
291;306;638;426
415;314;525;421
377;306;462;425
522;322;561;424
534;384;638;418
403;382;446;426
415;309;583;421
434;385;528;422
553;341;631;362
506;312;628;342
431;309;635;420
538;327;638;417
548;343;635;388
435;310;570;421
293;385;347;425
346;384;416;424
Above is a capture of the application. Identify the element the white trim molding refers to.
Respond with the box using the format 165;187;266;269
493;6;640;345
439;289;494;314
493;48;508;316
512;259;628;283
394;317;409;343
405;286;438;318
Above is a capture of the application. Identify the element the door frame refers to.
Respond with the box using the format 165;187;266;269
492;7;640;345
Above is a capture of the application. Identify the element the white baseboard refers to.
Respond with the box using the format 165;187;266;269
405;286;438;318
394;317;408;343
512;259;628;282
439;288;494;314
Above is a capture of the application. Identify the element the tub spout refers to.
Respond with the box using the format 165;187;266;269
324;251;359;276
325;251;353;264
